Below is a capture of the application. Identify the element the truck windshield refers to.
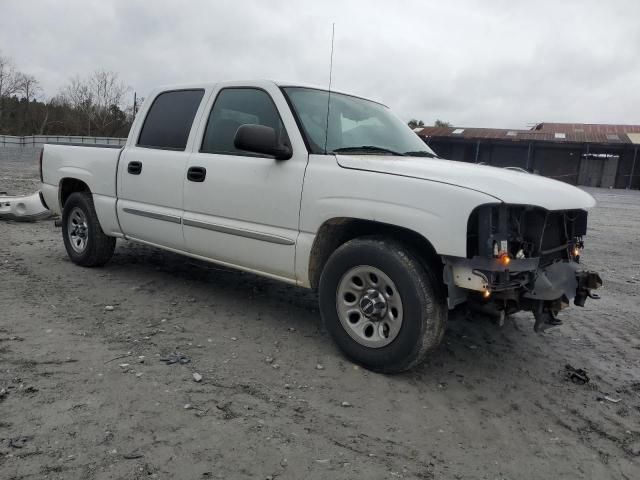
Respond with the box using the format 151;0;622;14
282;87;437;157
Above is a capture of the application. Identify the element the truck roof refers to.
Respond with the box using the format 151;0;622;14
149;80;387;107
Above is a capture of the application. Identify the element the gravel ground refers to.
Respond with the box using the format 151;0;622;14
1;155;639;480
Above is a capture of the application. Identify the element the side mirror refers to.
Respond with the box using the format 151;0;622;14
234;124;292;160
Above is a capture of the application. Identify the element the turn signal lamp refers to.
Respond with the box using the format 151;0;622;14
498;253;511;267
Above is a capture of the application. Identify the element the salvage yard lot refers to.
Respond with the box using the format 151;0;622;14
1;157;639;479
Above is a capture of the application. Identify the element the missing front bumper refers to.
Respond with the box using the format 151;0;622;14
443;256;602;310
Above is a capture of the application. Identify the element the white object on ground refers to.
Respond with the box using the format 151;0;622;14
0;191;51;222
604;396;621;403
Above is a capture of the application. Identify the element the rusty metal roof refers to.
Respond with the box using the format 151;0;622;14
532;122;640;134
417;123;640;145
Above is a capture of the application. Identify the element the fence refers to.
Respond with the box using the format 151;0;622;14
0;135;127;147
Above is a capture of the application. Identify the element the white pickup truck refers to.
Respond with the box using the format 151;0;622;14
40;80;601;372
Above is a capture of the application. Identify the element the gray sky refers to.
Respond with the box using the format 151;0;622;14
1;0;638;128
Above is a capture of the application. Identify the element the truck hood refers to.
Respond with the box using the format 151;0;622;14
336;155;596;211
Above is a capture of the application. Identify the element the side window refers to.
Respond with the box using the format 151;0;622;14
201;88;289;155
138;89;205;150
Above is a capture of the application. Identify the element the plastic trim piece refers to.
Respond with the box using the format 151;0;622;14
182;218;295;245
122;207;181;224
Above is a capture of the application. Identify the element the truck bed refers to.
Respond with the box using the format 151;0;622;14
41;144;124;235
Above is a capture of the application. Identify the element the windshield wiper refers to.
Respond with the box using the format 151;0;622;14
404;151;439;158
332;146;406;156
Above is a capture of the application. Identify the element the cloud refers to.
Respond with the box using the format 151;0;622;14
1;0;638;128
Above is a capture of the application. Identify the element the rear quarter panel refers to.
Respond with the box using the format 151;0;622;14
41;144;122;234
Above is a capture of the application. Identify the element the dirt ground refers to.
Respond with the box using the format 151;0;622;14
1;155;639;480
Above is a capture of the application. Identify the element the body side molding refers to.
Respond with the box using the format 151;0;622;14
182;218;295;245
122;207;182;224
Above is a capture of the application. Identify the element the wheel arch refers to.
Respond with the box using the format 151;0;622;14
307;217;444;291
59;177;91;209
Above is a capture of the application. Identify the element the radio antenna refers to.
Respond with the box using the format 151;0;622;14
323;23;335;154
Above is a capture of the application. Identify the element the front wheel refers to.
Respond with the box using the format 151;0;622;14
319;237;447;373
62;192;116;267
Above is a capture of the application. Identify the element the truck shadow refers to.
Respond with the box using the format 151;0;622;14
107;239;558;379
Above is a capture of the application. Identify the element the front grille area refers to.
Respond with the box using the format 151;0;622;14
467;204;588;265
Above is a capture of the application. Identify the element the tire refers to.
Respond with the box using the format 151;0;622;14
319;236;447;373
61;192;116;267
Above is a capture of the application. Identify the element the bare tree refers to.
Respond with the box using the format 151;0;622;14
62;75;95;134
61;70;129;135
0;53;134;136
16;73;42;102
37;94;68;134
0;52;21;127
11;73;43;133
89;70;130;134
0;52;21;98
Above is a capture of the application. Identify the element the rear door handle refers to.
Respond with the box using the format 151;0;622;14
187;166;207;182
127;161;142;175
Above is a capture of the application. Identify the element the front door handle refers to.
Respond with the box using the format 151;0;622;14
127;161;142;175
187;166;207;182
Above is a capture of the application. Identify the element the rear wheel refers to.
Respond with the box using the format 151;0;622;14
319;237;447;373
62;192;116;267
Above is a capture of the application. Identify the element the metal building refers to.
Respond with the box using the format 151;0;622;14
417;123;640;189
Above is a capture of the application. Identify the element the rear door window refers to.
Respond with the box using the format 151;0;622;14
138;89;205;150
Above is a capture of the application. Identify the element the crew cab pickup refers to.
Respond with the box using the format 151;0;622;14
40;80;602;372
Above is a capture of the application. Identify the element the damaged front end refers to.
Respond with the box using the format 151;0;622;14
443;203;602;331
